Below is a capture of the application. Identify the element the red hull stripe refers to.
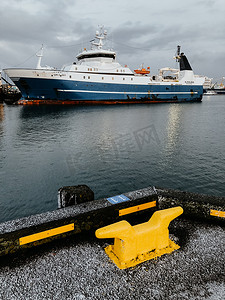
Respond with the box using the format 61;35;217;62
17;99;201;105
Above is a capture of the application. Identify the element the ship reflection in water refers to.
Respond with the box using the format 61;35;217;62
0;104;4;139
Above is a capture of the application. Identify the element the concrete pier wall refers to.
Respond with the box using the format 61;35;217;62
0;187;157;257
0;186;224;257
157;187;225;224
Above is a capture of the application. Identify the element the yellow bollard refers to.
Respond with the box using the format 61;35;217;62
95;206;183;269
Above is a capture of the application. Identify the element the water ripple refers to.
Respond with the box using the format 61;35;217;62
0;97;225;222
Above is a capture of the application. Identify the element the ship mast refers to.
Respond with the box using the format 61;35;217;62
91;26;107;50
175;45;181;62
36;45;44;69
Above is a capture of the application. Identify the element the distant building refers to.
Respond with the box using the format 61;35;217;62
195;75;213;90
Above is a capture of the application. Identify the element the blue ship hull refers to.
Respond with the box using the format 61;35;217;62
14;77;203;104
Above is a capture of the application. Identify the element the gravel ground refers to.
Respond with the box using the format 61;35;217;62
0;218;224;300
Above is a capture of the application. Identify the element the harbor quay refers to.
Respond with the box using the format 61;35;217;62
0;186;224;299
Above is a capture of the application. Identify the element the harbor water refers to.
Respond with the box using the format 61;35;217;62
0;95;225;223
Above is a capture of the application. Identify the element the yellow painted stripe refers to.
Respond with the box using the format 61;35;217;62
210;209;225;218
19;223;74;246
119;201;156;216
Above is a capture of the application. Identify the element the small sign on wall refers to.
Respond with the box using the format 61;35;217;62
107;194;130;204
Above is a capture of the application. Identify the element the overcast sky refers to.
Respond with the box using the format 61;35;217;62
0;0;224;80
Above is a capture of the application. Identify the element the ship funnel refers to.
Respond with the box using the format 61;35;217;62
179;53;192;71
175;46;192;71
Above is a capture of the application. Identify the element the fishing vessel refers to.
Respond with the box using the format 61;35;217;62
212;78;225;94
3;28;204;105
0;72;2;103
0;71;21;104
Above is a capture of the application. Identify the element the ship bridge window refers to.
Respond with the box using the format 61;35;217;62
83;76;85;79
102;77;104;80
77;53;116;60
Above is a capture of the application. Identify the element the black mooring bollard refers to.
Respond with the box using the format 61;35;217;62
58;185;94;208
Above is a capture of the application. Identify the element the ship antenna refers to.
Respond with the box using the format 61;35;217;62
36;44;44;69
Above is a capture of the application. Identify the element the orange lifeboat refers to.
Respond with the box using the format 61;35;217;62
134;66;150;75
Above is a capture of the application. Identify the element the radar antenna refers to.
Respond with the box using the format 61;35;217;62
91;26;107;50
